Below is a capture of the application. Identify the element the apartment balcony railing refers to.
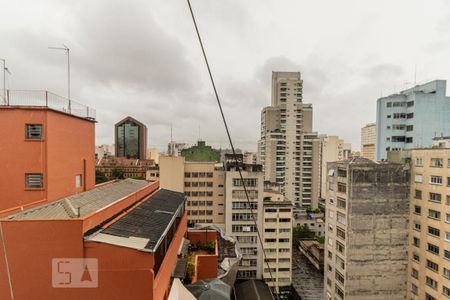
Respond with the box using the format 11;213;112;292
0;90;96;120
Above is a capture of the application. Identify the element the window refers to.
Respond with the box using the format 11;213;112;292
411;268;419;279
414;205;421;215
429;193;442;203
411;283;418;295
414;174;423;183
406;125;414;131
75;175;82;188
414;189;422;199
406;137;413;143
386;102;392;107
444;268;450;279
336;212;346;225
428;209;441;220
184;172;191;178
430;158;443;167
335;271;344;284
415;158;423;166
25;173;43;188
428;226;440;237
414;222;421;231
25;124;43;139
393;113;406;119
336;241;345;255
446;232;450;242
413;237;420;247
337;198;346;209
412;253;420;262
447;213;450;223
336;227;346;240
337;183;346;193
427;243;439;255
425;293;437;300
443;286;450;298
429;175;442;185
445;250;450;260
427;259;439;272
448;177;450;187
407;113;414;119
426;276;438;289
233;178;257;187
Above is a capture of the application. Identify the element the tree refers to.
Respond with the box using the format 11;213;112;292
95;170;108;184
111;168;125;179
292;224;315;247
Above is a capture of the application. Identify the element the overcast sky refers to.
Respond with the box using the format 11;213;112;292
1;0;450;152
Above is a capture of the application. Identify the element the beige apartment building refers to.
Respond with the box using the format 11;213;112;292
388;144;450;300
158;155;225;225
259;71;320;210
324;158;409;300
319;135;345;201
361;123;376;161
262;189;293;293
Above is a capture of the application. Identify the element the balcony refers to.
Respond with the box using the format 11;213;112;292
1;90;96;120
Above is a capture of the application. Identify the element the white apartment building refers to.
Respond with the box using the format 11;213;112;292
259;71;319;211
224;158;264;280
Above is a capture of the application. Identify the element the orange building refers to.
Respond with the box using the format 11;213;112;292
0;92;96;216
0;92;187;300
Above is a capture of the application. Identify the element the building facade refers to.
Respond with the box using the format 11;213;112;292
262;191;293;292
0;97;95;216
96;157;155;179
259;71;319;210
361;123;376;161
388;145;450;300
376;80;450;160
324;158;410;300
224;158;264;281
319;135;345;202
159;155;225;225
115;116;148;159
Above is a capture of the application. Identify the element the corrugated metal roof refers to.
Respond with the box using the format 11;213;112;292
6;179;149;220
85;189;185;252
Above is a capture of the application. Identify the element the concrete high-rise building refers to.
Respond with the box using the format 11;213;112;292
324;158;410;300
224;156;264;280
388;141;450;300
361;123;376;161
376;80;450;160
115;116;148;159
262;189;293;293
167;141;188;156
259;71;319;210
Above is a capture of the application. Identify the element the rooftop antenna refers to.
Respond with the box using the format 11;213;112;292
49;44;70;109
0;58;7;104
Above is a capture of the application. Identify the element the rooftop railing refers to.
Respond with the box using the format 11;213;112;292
0;90;96;120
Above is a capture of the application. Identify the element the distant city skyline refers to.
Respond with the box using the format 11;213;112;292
1;0;450;152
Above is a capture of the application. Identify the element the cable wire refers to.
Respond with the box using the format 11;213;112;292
186;1;279;298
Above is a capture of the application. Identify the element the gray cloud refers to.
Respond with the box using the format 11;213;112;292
1;0;449;153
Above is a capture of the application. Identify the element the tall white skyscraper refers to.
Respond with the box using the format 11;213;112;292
259;72;319;210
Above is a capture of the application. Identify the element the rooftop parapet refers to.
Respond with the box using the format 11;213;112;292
1;89;96;120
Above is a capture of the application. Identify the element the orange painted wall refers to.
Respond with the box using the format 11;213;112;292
0;220;84;300
0;192;187;300
187;231;218;283
0;107;95;216
154;211;188;300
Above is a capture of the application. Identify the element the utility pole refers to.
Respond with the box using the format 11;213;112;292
49;44;70;111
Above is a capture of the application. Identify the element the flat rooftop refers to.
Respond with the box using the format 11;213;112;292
1;90;96;120
86;189;185;252
6;179;149;220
